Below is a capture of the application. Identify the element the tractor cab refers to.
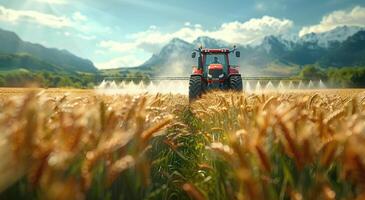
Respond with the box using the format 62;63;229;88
201;49;230;81
189;46;243;101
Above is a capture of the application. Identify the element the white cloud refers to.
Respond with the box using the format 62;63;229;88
0;5;101;41
194;24;202;29
100;40;137;52
0;5;71;28
211;16;293;44
100;16;293;54
96;56;145;69
299;6;365;36
72;12;87;22
77;34;96;40
34;0;68;5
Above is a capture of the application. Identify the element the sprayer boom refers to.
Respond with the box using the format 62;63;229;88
103;76;302;81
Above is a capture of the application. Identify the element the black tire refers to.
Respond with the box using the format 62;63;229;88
189;76;203;102
229;75;243;91
201;80;208;93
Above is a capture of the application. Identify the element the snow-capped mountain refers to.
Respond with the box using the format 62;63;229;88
192;36;229;48
300;26;364;48
121;26;365;76
138;38;195;76
259;35;295;54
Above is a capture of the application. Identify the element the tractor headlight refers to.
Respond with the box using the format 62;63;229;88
219;74;224;78
207;74;212;78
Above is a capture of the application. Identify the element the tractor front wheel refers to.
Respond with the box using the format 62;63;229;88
189;76;203;102
229;75;243;91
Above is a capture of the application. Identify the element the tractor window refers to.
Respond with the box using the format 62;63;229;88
204;54;227;66
229;53;239;66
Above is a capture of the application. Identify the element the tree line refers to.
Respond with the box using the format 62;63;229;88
0;70;152;88
298;66;365;88
0;67;364;88
0;70;97;88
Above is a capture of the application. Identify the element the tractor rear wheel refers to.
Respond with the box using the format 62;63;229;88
229;75;243;91
189;76;203;102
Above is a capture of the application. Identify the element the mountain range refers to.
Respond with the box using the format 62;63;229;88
122;26;365;76
0;28;97;74
0;26;364;77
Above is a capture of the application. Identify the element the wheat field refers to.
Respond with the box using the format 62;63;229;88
0;88;364;200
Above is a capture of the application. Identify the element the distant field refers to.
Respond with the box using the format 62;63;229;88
0;88;364;200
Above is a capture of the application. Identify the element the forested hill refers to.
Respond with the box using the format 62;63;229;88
0;28;97;73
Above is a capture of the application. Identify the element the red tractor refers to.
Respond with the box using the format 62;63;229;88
189;46;243;101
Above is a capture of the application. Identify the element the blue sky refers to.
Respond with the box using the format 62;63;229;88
0;0;365;69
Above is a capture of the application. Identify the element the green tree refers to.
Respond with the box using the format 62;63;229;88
299;65;327;80
59;77;73;87
0;69;98;88
327;67;365;88
351;68;365;87
0;76;5;86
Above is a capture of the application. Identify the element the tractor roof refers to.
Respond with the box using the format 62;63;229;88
201;48;230;53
